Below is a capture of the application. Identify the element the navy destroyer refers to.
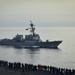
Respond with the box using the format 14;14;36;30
0;22;62;48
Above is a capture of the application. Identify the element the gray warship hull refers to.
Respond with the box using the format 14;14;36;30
0;40;62;48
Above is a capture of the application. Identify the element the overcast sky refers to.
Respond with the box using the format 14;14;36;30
0;0;75;27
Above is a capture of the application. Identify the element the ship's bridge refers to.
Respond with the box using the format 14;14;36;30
13;34;23;42
25;34;41;42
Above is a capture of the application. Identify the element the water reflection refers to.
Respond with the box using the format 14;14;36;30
14;47;60;54
26;48;40;54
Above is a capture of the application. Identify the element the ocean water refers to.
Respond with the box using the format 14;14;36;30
0;27;75;69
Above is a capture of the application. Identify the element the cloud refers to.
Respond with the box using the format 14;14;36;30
0;0;75;27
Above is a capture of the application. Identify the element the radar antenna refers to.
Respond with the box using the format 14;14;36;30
30;21;35;36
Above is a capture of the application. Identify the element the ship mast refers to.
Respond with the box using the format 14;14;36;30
30;21;35;36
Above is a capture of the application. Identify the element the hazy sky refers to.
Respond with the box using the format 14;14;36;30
0;0;75;27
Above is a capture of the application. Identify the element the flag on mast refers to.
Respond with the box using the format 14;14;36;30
25;28;28;30
25;28;32;32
